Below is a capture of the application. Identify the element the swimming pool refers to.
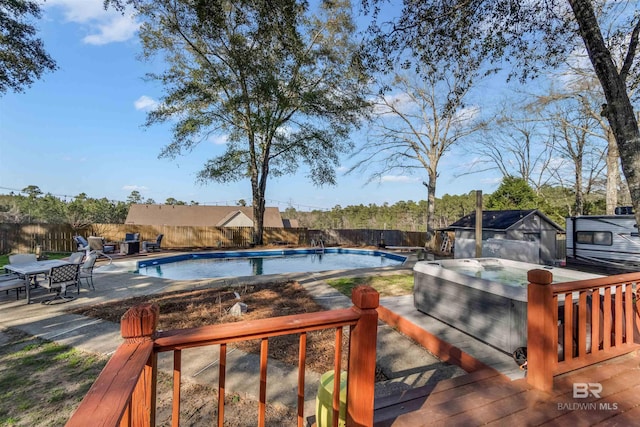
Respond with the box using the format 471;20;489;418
135;248;406;280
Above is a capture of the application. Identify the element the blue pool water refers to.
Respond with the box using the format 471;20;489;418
135;249;406;280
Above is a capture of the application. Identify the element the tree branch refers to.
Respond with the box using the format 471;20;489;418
619;17;640;83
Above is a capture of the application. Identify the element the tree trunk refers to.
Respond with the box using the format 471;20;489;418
424;171;437;250
605;129;619;214
251;168;268;246
252;194;265;246
568;0;640;225
575;156;584;215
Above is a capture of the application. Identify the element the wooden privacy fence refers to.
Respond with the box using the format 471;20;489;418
0;224;308;253
309;229;426;247
0;224;426;254
527;269;640;392
67;286;380;427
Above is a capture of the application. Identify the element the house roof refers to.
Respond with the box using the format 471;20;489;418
449;209;564;231
282;218;299;228
125;204;285;228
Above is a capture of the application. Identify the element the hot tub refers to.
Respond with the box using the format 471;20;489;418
413;258;602;354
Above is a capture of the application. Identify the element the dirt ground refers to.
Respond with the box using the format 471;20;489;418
69;281;357;375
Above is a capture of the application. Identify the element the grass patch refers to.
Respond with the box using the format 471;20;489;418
0;329;108;426
327;274;413;298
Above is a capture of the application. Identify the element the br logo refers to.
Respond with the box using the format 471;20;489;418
573;383;602;398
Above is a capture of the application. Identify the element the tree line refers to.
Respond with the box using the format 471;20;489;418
285;177;609;231
0;177;611;231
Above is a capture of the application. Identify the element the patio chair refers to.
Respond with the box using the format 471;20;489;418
7;253;40;283
79;252;98;290
40;263;81;304
73;235;90;252
87;236;116;253
68;251;85;264
143;234;163;252
8;253;37;265
0;274;26;300
86;236;115;264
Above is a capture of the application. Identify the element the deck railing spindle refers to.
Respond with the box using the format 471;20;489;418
218;343;227;427
258;338;269;427
297;333;307;427
172;350;181;427
332;327;343;427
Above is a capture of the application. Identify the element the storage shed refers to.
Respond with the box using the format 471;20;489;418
449;209;564;265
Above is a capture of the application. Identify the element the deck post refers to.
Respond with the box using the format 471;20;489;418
347;286;379;427
636;289;640;342
121;303;160;427
527;270;555;392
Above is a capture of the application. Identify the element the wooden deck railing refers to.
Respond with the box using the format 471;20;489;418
527;269;640;391
66;286;380;427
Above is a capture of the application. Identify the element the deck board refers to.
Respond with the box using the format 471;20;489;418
375;352;640;426
593;403;640;426
374;296;640;426
543;383;640;426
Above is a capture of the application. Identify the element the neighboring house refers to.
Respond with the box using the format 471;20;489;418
449;209;564;264
125;204;286;228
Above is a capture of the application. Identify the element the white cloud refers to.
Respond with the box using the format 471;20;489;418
209;135;228;145
134;95;158;111
45;0;140;45
373;92;415;115
122;185;148;192
453;105;481;124
380;175;419;183
83;14;139;45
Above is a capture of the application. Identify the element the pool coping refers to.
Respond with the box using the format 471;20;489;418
135;247;408;270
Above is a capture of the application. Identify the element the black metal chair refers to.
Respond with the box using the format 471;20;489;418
40;263;80;304
143;234;164;252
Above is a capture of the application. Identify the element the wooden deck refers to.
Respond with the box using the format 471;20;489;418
374;350;640;426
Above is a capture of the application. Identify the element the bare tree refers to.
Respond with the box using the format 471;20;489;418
350;70;487;248
471;100;555;191
563;59;635;213
544;99;607;215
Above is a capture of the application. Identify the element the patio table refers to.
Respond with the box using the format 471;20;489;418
4;260;69;304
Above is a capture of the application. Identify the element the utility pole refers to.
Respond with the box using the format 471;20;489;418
475;190;482;258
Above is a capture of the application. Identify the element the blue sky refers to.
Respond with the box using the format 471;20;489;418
0;0;503;211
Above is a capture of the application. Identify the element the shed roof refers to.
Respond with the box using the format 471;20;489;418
125;204;285;228
449;209;564;231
